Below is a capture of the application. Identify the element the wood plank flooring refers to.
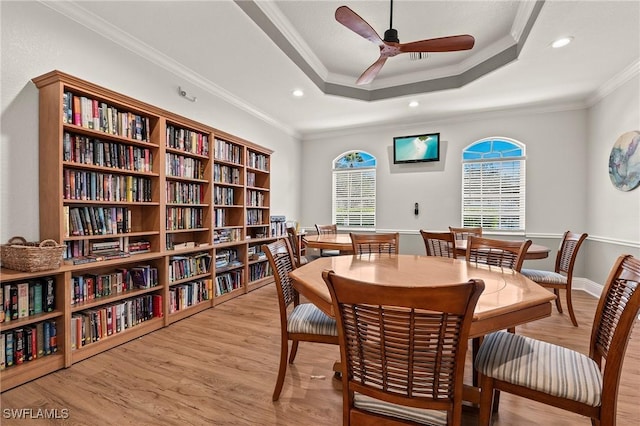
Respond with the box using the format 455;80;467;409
1;285;638;425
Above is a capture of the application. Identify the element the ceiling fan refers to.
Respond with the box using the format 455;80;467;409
335;1;475;85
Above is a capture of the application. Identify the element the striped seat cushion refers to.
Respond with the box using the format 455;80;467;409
288;303;338;336
475;332;602;407
354;394;448;426
520;268;567;285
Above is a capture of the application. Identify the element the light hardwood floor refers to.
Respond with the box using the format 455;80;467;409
1;285;638;425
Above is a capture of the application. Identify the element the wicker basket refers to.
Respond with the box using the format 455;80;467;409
1;236;66;272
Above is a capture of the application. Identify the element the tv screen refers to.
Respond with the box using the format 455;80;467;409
393;133;440;164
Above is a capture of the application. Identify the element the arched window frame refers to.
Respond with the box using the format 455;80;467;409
332;151;377;229
461;137;526;233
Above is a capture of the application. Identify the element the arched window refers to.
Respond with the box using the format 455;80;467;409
461;138;526;232
332;151;377;228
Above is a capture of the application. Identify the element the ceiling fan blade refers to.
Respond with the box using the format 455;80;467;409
356;56;388;85
399;35;475;53
335;6;384;47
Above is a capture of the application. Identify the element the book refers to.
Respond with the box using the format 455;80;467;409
43;276;55;312
0;333;4;370
14;328;24;364
0;286;4;323
32;281;43;315
36;322;44;357
5;332;14;367
10;285;18;320
17;282;29;319
25;327;34;361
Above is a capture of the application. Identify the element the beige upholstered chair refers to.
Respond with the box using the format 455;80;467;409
323;269;484;425
420;230;456;258
262;239;338;401
350;232;399;255
521;231;588;326
475;254;640;426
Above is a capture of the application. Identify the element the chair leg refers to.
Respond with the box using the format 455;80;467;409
288;340;299;363
272;338;290;401
554;288;564;313
565;288;579;327
478;374;495;426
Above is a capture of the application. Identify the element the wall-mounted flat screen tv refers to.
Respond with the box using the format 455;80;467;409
393;133;440;164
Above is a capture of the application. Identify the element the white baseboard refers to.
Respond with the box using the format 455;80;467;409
573;277;603;298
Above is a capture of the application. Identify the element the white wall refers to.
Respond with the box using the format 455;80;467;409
302;107;588;265
0;1;302;242
585;74;640;285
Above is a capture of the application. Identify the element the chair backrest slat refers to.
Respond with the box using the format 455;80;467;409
262;239;297;309
555;231;588;276
421;230;456;258
465;236;531;272
350;232;399;255
315;224;338;235
449;226;483;241
323;270;484;424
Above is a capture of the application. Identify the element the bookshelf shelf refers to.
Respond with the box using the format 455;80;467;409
0;70;274;392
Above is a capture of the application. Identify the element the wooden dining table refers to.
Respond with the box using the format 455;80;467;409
455;239;551;260
303;233;354;254
289;253;556;403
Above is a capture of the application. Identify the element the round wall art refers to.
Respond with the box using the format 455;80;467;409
609;130;640;191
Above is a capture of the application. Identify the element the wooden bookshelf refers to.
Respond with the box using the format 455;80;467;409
0;70;275;392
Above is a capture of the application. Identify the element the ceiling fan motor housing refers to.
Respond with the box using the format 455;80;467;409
384;28;399;43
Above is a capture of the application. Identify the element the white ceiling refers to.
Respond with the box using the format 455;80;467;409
45;1;639;138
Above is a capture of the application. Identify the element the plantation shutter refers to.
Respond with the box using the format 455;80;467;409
333;168;376;227
462;159;525;231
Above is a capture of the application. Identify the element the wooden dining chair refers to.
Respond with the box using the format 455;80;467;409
350;232;399;255
449;226;483;240
286;225;319;267
465;236;531;272
420;230;456;258
520;231;588;326
475;254;640;426
314;223;340;256
262;239;339;401
322;269;485;426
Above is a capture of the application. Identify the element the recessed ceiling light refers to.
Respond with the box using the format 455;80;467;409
409;101;419;108
551;37;573;49
292;89;304;97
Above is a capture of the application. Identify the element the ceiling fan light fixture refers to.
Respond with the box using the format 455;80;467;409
292;89;304;97
551;37;573;49
409;101;419;108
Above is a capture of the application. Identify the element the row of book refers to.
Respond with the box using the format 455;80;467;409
63;92;151;142
168;279;213;313
1;278;56;323
165;125;209;157
166;181;205;205
65;205;133;237
270;216;287;238
168;253;212;282
247;151;269;171
214;164;241;185
214;138;242;164
213;228;242;244
214;186;236;206
71;294;162;350
63;169;153;202
70;265;159;305
166;207;204;231
165;153;205;179
247;190;266;207
1;320;58;370
249;262;272;282
215;248;243;270
63;132;153;173
214;271;242;296
247;209;265;226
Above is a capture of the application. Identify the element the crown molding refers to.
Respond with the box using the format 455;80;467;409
586;59;640;107
39;0;300;139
